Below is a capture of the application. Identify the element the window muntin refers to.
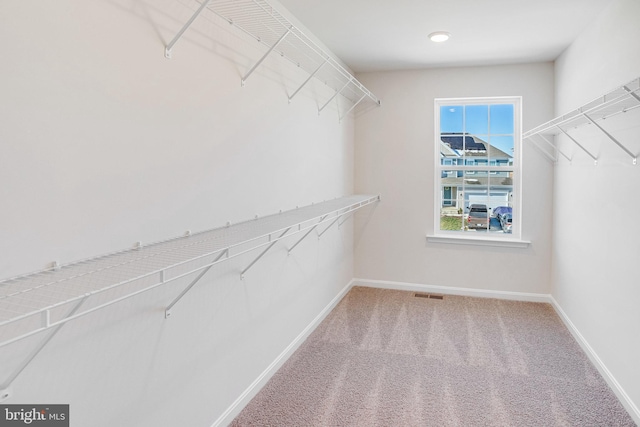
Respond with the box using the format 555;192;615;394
435;97;521;238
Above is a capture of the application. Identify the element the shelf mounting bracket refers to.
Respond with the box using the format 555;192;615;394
318;216;341;238
536;134;571;163
555;125;598;165
165;249;229;318
165;0;213;59
241;227;291;279
338;214;350;227
318;77;353;114
287;215;328;255
288;58;328;103
242;27;293;86
526;136;557;163
339;93;367;123
583;113;637;165
0;296;88;393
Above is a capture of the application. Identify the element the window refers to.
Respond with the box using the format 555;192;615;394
434;97;521;240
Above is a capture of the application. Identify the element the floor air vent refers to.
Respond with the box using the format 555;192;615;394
414;293;444;300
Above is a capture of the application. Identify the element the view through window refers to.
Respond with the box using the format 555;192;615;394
435;97;521;237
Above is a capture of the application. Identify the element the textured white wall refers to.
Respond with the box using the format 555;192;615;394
0;0;356;425
354;63;555;294
553;0;640;416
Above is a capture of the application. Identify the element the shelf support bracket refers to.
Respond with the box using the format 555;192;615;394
337;197;379;227
318;78;353;114
318;216;341;238
555;125;598;165
287;215;328;254
536;134;571;163
242;27;293;86
165;249;229;319
241;227;291;279
526;137;557;163
339;93;367;123
583;113;637;165
338;214;350;227
0;296;88;392
165;0;213;59
288;58;328;103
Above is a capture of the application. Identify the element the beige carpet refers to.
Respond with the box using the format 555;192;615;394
231;286;636;426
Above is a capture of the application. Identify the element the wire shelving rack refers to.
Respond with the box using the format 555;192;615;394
523;76;640;165
165;0;380;119
0;195;379;349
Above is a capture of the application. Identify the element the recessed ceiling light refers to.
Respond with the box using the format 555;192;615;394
429;31;451;43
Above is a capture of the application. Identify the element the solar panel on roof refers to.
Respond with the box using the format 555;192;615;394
441;135;485;150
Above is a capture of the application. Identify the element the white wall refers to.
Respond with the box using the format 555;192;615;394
552;0;640;418
354;63;555;294
0;0;356;425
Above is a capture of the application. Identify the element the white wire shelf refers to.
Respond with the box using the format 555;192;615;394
165;0;380;118
523;76;640;165
0;195;380;348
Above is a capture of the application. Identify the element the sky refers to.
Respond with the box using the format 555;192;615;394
440;104;515;155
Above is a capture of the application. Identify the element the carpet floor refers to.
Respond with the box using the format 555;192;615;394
231;286;636;426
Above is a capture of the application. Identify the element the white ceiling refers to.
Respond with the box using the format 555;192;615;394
276;0;614;72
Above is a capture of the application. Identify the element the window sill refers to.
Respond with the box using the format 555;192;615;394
426;234;530;248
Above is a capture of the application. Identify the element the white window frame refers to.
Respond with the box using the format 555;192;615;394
428;96;530;248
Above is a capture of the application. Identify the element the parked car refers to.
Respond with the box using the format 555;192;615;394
493;206;512;221
500;212;513;233
467;204;489;229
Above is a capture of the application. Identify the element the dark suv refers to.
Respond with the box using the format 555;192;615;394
467;204;489;230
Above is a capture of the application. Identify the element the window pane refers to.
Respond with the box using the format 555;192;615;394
440;208;465;231
490;104;514;134
489;136;514;165
463;171;488;231
441;170;463;185
464;172;487;199
463;135;488;163
489;172;514;234
440;106;463;133
488;170;513;183
435;97;519;238
439;138;461;166
439;176;464;231
465;105;488;135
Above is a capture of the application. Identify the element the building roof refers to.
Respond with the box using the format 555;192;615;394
440;134;513;159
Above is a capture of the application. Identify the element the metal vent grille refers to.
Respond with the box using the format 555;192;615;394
414;293;444;300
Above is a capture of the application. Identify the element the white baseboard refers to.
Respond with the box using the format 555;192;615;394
549;296;640;425
356;278;639;423
353;278;552;303
210;279;355;427
213;277;639;426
